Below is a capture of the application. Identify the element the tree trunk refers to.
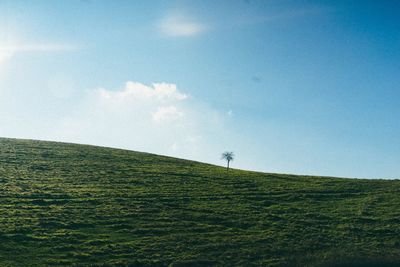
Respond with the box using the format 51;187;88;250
227;160;230;171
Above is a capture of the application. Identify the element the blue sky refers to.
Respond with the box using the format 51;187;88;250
0;0;399;178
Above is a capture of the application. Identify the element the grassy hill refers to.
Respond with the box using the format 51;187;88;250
0;137;399;266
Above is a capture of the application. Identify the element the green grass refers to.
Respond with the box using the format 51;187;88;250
0;137;399;266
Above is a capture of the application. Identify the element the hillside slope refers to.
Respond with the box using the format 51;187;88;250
0;137;399;266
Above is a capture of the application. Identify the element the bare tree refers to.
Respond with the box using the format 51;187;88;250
221;151;234;171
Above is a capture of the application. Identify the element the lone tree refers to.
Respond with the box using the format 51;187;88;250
221;151;234;171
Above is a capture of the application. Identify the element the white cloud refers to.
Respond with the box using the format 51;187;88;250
0;42;78;66
37;81;228;163
159;13;205;37
152;106;184;123
97;81;187;102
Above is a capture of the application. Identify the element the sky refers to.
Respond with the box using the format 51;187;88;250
0;0;399;179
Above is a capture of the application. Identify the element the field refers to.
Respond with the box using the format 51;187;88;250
0;137;399;266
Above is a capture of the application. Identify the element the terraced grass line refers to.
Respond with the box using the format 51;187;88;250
0;137;399;266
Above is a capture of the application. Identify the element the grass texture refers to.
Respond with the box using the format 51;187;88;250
0;137;399;266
